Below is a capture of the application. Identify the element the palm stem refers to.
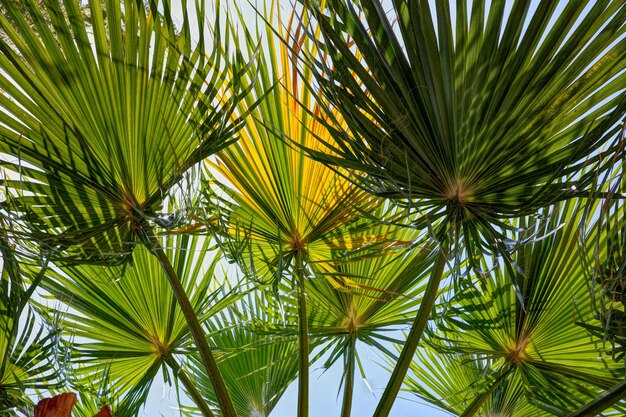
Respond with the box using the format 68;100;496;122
459;370;509;417
139;224;237;417
340;335;357;417
164;354;215;417
297;253;309;417
373;246;447;417
567;379;626;417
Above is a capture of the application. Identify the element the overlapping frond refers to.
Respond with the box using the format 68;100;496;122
209;3;383;286
305;216;433;356
0;232;58;415
189;291;300;417
301;0;626;247
0;0;252;265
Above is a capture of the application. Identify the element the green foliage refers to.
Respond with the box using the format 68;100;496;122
0;1;626;417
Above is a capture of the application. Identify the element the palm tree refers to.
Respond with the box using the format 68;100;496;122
303;214;436;417
1;1;626;416
406;202;623;416
298;1;626;414
0;1;255;415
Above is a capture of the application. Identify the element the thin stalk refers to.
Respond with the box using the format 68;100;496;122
164;354;215;417
296;253;309;417
459;369;510;417
373;246;447;417
567;379;626;417
340;335;357;417
139;225;237;417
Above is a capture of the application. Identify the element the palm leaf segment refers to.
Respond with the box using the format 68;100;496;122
304;0;626;247
0;0;250;266
305;216;434;359
406;350;537;417
209;8;402;416
407;203;623;416
0;230;58;414
580;165;626;361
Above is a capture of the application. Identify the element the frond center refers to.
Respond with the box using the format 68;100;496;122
444;178;472;208
504;337;529;365
341;304;362;333
149;334;171;359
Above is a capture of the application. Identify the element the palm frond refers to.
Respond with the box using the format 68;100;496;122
35;234;234;416
208;3;383;288
188;290;300;417
0;0;253;265
410;201;622;415
301;0;626;246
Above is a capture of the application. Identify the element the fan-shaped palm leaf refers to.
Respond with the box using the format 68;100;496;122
207;6;389;415
406;349;537;417
36;235;241;417
302;216;434;417
0;226;58;415
408;202;622;416
188;291;300;417
0;0;248;265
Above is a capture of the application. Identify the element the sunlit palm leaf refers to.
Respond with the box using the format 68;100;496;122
302;0;626;246
406;349;536;417
411;202;622;415
0;309;59;415
578;159;626;361
0;233;58;415
210;4;381;286
188;291;300;417
306;216;433;354
36;235;238;416
0;0;251;265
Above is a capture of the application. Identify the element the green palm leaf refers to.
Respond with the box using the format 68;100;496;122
408;202;622;416
303;0;626;236
210;6;379;285
406;349;535;417
0;3;256;413
299;3;626;412
36;235;240;416
305;219;434;417
188;291;300;417
0;230;58;415
0;0;249;265
206;6;391;415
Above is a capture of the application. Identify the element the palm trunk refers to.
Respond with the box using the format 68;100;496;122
373;247;447;417
139;225;237;417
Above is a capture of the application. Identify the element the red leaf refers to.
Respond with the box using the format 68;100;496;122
93;405;114;417
34;393;77;417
